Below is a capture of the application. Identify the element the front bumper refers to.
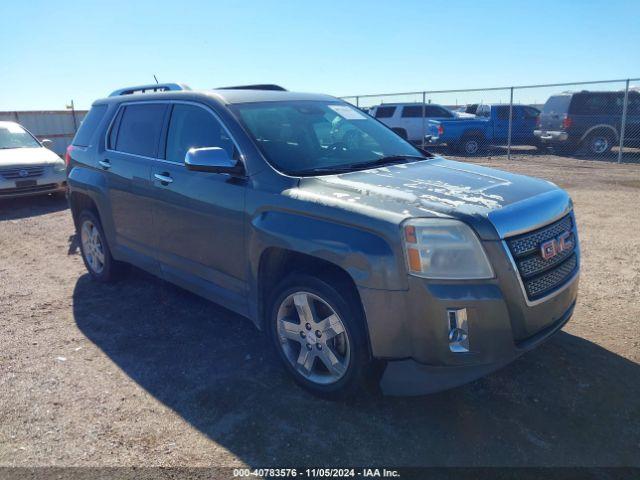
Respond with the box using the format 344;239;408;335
380;301;575;395
534;130;569;143
358;237;580;396
0;169;67;199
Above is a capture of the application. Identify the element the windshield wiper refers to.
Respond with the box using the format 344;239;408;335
356;154;427;169
293;155;428;176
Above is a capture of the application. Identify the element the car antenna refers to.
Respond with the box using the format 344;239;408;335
153;75;159;84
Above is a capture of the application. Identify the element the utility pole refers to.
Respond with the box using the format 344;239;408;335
66;100;77;132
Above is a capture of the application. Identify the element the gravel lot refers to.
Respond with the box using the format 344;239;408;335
0;154;639;468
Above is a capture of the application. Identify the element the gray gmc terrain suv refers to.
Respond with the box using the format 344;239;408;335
67;83;580;398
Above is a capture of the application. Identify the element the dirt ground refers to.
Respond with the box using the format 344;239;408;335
0;154;639;468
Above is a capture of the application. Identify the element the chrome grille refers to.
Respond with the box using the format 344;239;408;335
524;254;578;299
0;166;45;179
508;215;573;257
506;214;578;301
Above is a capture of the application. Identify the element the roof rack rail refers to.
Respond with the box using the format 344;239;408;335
109;83;191;97
216;84;287;91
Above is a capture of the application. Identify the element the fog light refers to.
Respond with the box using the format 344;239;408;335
447;308;469;353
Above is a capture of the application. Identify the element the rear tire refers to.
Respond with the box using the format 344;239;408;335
459;134;484;155
583;131;614;156
267;274;371;400
77;210;127;282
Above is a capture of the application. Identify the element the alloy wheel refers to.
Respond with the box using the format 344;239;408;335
589;136;609;154
81;220;105;274
464;140;479;154
276;291;350;385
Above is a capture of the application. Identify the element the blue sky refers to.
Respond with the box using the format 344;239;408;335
1;0;639;110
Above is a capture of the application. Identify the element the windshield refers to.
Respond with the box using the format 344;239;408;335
232;101;426;175
0;124;41;149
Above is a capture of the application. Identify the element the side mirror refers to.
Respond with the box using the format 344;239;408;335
42;139;53;149
185;147;244;176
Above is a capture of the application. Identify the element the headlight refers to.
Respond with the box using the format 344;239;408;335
402;218;494;279
53;161;66;173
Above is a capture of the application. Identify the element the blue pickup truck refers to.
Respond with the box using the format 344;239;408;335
426;104;540;154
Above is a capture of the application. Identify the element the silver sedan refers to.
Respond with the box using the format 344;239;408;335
0;121;67;199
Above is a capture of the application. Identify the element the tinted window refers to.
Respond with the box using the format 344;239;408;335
107;108;124;150
374;106;396;118
569;93;623;115
523;106;540;119
115;104;167;157
165;104;235;163
401;106;423;118
627;92;640;115
542;95;572;114
72;105;108;147
495;106;510;120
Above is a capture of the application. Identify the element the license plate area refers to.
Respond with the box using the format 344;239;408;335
15;180;37;188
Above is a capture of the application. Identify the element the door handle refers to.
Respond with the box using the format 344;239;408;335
154;173;173;184
98;159;111;170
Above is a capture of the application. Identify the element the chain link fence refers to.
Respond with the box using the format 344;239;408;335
341;78;640;163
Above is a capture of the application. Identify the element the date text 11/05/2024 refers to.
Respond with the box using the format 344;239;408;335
232;468;401;478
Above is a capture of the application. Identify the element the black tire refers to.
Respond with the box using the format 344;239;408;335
391;128;408;140
583;131;614;156
459;134;484;156
267;273;371;400
77;210;127;282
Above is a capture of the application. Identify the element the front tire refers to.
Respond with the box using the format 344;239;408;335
268;274;370;399
77;210;126;282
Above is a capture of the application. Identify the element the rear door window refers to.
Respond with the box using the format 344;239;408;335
374;106;396;118
114;103;168;157
164;104;235;163
495;106;510;120
72;105;108;147
401;106;423;118
569;93;623;115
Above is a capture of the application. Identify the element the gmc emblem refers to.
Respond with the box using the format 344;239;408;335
541;231;573;260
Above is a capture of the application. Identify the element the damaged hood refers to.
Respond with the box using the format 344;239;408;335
293;157;570;240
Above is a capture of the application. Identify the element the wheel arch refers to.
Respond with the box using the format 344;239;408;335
69;191;100;228
256;247;372;357
579;124;619;144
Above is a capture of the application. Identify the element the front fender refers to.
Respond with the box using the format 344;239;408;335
249;210;405;291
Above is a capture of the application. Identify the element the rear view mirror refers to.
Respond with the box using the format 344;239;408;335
42;139;53;149
185;147;244;176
